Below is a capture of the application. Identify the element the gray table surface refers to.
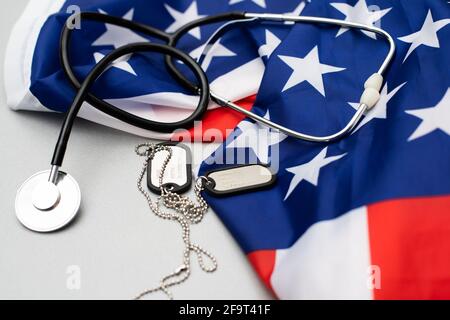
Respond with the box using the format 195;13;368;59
0;0;271;300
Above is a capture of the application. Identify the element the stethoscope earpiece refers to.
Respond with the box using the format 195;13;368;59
15;170;81;233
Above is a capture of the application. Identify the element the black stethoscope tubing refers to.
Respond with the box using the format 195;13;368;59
55;12;245;167
61;12;246;95
164;12;246;92
57;11;395;167
15;10;396;234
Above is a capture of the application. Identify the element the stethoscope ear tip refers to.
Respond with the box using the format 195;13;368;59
15;170;81;233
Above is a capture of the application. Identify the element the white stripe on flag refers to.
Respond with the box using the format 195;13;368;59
104;57;265;111
80;58;265;138
271;206;373;300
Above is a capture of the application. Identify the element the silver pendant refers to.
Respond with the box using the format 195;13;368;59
203;164;276;196
147;142;192;194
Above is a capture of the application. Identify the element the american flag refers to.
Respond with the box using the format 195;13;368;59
6;0;306;139
5;0;450;299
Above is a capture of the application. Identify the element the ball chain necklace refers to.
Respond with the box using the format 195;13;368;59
133;143;217;300
132;142;277;299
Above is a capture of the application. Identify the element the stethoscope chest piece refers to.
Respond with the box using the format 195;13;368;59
15;170;81;232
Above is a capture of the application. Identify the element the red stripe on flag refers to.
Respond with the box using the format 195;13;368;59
172;95;256;142
247;250;277;298
367;195;450;299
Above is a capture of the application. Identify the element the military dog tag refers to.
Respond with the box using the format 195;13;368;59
203;164;276;197
148;142;192;194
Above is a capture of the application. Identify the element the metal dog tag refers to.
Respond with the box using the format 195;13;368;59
148;142;192;194
204;164;276;197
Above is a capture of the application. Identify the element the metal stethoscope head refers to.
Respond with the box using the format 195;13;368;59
15;168;81;232
15;11;396;232
15;41;210;233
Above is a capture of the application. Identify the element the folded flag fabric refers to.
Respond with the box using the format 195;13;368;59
4;0;306;140
199;0;450;299
6;0;450;300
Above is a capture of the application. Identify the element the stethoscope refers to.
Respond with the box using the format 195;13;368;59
15;11;396;232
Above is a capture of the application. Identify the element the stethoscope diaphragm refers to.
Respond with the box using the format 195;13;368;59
15;170;81;232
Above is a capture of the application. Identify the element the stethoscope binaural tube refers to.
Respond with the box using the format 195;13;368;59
165;12;248;92
165;12;396;143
